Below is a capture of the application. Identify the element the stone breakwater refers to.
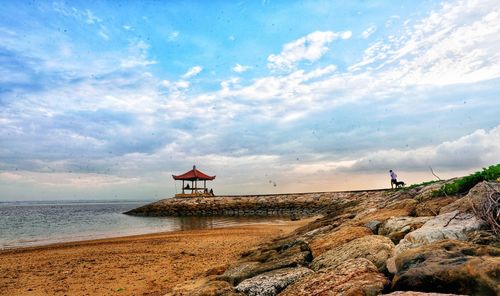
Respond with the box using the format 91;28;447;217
170;180;500;296
124;190;386;217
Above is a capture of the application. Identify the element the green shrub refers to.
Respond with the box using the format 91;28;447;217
432;164;500;197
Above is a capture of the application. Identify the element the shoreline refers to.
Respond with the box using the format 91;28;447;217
0;217;304;253
0;211;301;250
0;217;316;296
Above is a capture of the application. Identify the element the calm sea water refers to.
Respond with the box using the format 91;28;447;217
0;200;289;249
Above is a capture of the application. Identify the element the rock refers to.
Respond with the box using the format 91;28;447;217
383;292;466;295
299;225;336;242
126;191;366;217
189;280;244;296
279;258;389;296
312;235;395;272
218;262;262;286
235;267;313;296
291;213;355;237
219;240;312;285
355;208;378;219
366;220;382;233
240;239;311;264
386;198;418;212
309;226;372;257
413;181;449;202
415;197;457;216
351;207;416;226
440;181;500;214
378;216;433;244
467;230;500;247
392;240;500;295
205;266;227;276
395;211;486;255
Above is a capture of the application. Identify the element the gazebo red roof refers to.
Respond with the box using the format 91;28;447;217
172;166;216;181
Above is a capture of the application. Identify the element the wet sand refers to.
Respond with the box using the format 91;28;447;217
0;218;313;296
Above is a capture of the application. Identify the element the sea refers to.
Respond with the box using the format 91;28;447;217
0;200;289;249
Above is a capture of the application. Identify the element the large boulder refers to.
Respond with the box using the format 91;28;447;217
365;220;382;233
467;230;500;247
218;240;312;285
392;240;500;295
298;224;336;242
440;181;500;214
309;226;372;257
413;181;448;202
239;239;312;264
395;210;486;255
350;200;416;226
415;197;457;216
385;198;418;212
187;281;245;296
279;258;389;296
218;262;263;286
378;216;433;244
311;235;395;272
235;267;313;296
291;213;355;238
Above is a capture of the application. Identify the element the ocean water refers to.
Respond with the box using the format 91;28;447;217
0;200;288;249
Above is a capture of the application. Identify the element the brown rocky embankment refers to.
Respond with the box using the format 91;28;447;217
124;190;386;217
169;181;500;296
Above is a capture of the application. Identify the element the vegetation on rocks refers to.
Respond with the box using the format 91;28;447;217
432;164;500;197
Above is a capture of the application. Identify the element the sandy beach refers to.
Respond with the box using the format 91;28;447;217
0;218;312;296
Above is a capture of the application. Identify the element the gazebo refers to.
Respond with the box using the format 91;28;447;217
172;165;216;198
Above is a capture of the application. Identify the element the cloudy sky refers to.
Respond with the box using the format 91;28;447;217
1;0;499;201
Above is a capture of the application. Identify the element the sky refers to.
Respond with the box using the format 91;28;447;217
0;0;499;201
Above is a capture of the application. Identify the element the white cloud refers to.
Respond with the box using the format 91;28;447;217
182;65;203;78
232;63;251;73
85;9;102;24
191;0;500;127
267;30;352;71
342;126;500;172
0;171;140;188
168;31;179;41
350;0;500;86
220;77;240;92
361;25;377;39
98;30;109;40
385;15;401;28
120;40;157;68
174;80;190;89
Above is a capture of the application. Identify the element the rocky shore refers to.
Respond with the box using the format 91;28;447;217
169;180;500;296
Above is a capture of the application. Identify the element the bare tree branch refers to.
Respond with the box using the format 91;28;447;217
429;166;442;181
471;182;500;235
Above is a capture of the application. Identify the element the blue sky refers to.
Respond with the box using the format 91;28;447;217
1;0;499;200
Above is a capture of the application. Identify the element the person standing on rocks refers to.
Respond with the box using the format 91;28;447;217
389;170;398;189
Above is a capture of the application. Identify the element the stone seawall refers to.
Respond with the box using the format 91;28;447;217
124;190;387;217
